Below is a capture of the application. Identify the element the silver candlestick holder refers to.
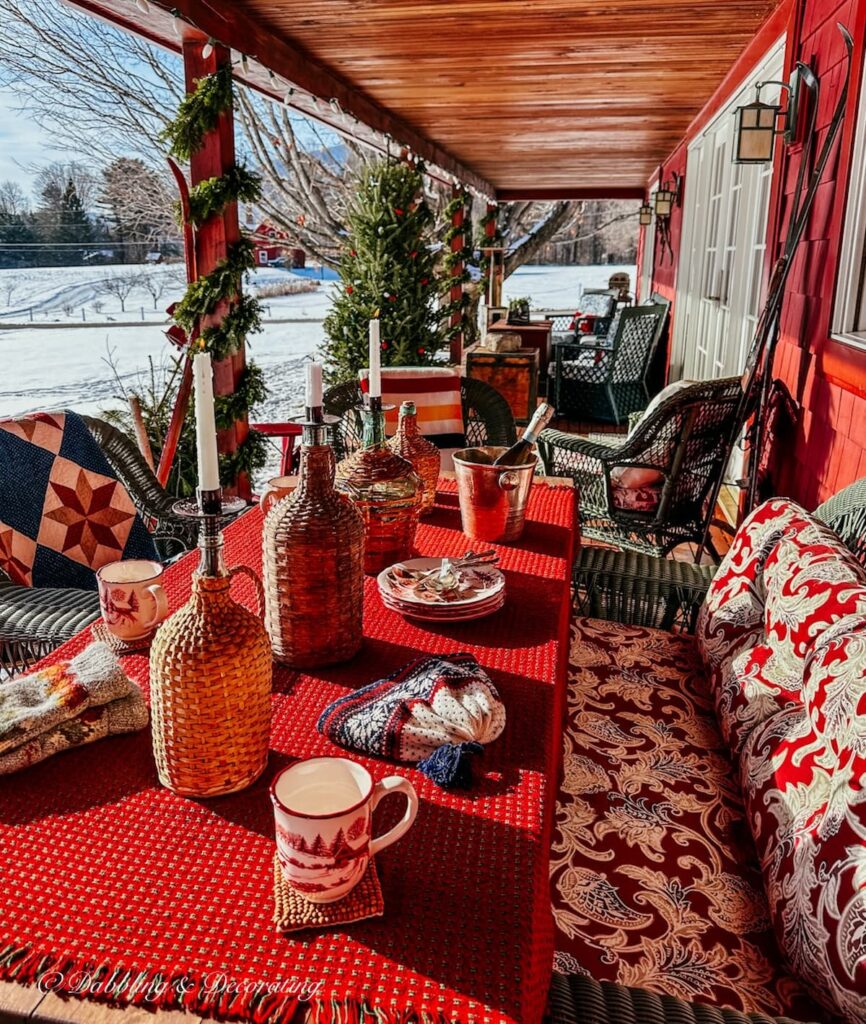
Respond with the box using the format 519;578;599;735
172;489;247;578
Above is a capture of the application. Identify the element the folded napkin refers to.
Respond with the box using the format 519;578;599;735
0;642;148;773
317;653;506;788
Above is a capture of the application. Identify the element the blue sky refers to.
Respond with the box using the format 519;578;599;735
0;90;59;192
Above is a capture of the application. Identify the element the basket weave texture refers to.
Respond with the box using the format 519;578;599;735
388;408;440;517
336;445;420;576
263;443;365;668
150;567;272;798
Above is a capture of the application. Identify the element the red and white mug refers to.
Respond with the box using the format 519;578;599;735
96;558;169;642
271;756;418;903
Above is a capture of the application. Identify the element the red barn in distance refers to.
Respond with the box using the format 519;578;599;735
251;221;304;269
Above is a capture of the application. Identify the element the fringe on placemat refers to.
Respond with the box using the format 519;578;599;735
0;943;456;1024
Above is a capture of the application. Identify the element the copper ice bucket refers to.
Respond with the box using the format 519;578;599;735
452;446;537;543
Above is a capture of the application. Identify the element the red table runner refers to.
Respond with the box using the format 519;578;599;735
0;480;574;1024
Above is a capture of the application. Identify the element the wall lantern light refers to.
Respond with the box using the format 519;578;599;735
639;202;653;226
654;175;680;219
734;64;813;163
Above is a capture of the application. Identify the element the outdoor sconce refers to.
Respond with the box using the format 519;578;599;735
734;65;811;163
654;176;680;219
639;202;653;226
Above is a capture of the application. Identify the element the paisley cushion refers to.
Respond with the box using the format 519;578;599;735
697;498;805;671
802;613;866;759
741;707;866;1023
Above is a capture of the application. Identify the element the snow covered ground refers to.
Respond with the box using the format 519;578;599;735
1;262;635;427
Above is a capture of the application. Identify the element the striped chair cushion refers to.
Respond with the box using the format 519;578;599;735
359;368;465;447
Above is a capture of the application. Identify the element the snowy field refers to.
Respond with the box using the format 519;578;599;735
1;262;634;426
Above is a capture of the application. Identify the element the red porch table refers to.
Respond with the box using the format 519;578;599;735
0;479;574;1024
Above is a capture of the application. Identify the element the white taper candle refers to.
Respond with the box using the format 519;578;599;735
368;319;381;398
305;361;323;409
192;351;220;492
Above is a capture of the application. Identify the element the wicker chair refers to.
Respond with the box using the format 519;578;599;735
322;375;517;460
0;415;198;676
571;463;866;635
539;376;743;562
552;303;669;423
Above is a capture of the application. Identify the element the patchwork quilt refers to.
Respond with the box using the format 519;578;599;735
0;411;157;591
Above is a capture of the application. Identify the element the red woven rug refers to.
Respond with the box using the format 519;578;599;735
0;480;574;1024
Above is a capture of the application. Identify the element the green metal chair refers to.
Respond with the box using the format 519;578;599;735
572;467;866;634
0;414;198;676
323;375;517;460
552;303;669;424
538;376;743;560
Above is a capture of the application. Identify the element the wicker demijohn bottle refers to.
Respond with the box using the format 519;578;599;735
388;401;440;516
263;415;365;668
150;494;272;799
336;396;422;575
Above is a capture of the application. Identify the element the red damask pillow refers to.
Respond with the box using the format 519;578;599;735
711;639;803;759
697;498;808;670
802;613;866;759
740;707;866;1023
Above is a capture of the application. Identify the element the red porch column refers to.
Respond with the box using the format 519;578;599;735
449;187;466;364
181;39;250;500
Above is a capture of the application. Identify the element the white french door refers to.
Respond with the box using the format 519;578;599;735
672;38;784;382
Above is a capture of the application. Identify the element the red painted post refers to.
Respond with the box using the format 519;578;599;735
449;187;465;364
181;38;250;500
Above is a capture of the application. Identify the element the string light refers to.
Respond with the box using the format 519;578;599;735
172;15;183;36
201;39;214;59
134;0;149;12
240;54;250;74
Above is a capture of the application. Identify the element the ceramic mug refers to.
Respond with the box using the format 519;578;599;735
96;559;169;641
271;756;418;903
260;475;299;514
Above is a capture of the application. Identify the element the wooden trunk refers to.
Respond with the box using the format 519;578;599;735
464;346;539;425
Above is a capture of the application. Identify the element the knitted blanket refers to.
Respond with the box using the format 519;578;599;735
0;411;157;590
0;642;148;774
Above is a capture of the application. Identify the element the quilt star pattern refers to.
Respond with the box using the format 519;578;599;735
0;412;157;591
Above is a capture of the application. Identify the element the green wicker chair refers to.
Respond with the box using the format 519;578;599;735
552;303;669;424
323;375;517;460
0;414;198;676
546;971;809;1024
571;466;866;635
538;376;743;561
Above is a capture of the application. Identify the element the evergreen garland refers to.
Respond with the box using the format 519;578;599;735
441;191;474;344
184;163;262;227
322;159;447;383
160;63;234;161
161;60;268;487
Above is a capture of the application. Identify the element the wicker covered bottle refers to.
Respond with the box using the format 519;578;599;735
388;401;440;516
263;419;365;667
336;397;421;575
150;495;272;798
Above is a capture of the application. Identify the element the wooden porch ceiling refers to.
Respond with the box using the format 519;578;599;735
64;0;781;200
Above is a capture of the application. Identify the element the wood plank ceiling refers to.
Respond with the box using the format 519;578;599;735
234;0;781;194
64;0;781;198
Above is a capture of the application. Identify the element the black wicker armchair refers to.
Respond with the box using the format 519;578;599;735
552;303;669;423
322;375;517;460
0;415;198;675
568;451;866;636
539;376;743;558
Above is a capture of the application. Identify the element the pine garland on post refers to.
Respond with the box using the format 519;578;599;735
322;159;447;383
441;191;474;348
160;60;268;488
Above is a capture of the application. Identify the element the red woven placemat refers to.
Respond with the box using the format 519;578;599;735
0;481;574;1024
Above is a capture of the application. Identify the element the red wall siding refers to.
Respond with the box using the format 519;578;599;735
648;0;866;507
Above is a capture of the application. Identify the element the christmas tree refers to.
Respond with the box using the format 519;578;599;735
323;160;446;383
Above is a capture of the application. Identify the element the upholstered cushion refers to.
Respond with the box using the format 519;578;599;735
697;498;806;670
553;616;819;1020
741;706;866;1023
609;481;661;513
802;612;866;759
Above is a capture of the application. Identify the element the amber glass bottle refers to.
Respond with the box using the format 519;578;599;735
388;401;440;516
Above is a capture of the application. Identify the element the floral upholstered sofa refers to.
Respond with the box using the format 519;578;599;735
550;498;866;1024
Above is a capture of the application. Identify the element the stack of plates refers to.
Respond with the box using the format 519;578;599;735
377;557;505;622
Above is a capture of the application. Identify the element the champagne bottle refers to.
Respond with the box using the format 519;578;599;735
493;403;554;466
